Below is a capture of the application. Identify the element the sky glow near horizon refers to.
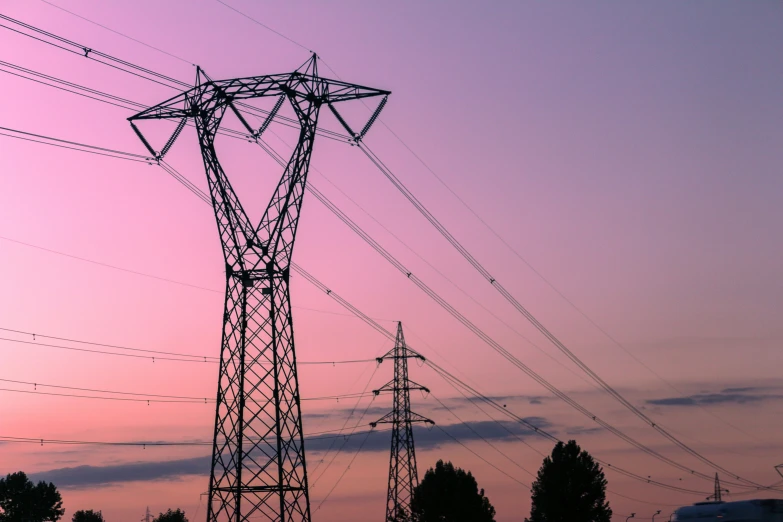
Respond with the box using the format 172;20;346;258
0;1;782;521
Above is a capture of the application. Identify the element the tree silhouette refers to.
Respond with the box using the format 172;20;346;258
152;509;188;522
527;440;611;522
72;510;105;522
410;460;496;522
0;471;65;522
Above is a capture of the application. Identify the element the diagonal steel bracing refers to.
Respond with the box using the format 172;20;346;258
129;55;389;522
371;322;434;522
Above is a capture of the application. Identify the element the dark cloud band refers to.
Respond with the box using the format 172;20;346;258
29;419;548;488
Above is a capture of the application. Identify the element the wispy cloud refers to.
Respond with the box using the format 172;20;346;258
429;395;552;413
30;418;551;488
30;456;209;488
563;426;602;436
646;386;783;407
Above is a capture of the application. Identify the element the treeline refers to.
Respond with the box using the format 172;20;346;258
395;439;610;522
1;439;611;522
0;472;188;522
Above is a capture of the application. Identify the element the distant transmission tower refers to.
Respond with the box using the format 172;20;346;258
371;322;434;522
707;473;729;502
129;55;389;522
142;507;152;522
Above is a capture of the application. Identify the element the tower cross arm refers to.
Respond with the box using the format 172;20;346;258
372;380;430;395
127;72;388;123
370;411;395;428
408;411;435;425
370;410;434;428
312;77;391;103
376;347;426;362
406;380;430;394
372;379;396;396
127;74;289;122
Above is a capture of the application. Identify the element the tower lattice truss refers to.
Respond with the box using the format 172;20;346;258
372;322;434;522
129;55;389;522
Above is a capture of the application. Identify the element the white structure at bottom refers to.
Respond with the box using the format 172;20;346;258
673;500;783;521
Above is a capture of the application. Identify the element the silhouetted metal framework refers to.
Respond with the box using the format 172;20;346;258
371;322;434;522
707;473;729;502
128;55;389;522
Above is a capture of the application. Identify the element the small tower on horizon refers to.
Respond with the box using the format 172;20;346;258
142;506;152;522
707;473;729;502
371;322;434;522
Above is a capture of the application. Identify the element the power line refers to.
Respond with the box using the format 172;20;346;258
0;426;390;448
257;141;698;484
1;226;710;499
0;59;346;151
0;335;212;363
0;235;392;321
62;1;345;139
0;436;209;447
607;489;684;508
0;16;349;145
292;256;732;495
259;0;756;449
39;0;195;65
5;12;773;495
311;365;380;479
260;263;714;498
311;398;379;487
3;11;577;391
440;386;689;510
0;387;208;404
313;428;375;511
0;59;144;110
3;68;580;507
0;325;217;361
355;142;776;491
433;423;530;488
0;379;373;405
0;15;187;89
0;327;375;366
185;0;762;499
367;114;765;448
0;125;153;163
5;114;754;493
258;128;599;391
214;0;312;53
300;169;751;488
426;361;711;496
208;0;771;483
0;377;211;401
430;392;537;480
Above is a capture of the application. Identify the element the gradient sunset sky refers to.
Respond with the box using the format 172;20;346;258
1;1;782;521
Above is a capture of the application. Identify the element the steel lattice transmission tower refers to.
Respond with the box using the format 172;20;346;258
707;473;729;502
128;55;389;522
371;322;434;522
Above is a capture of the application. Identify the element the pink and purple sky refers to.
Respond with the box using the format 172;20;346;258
1;1;782;520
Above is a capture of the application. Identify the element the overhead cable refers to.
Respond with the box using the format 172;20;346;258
3;10;776;487
189;3;757;498
0;327;374;366
0;125;153;163
0;378;374;405
355;141;775;491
